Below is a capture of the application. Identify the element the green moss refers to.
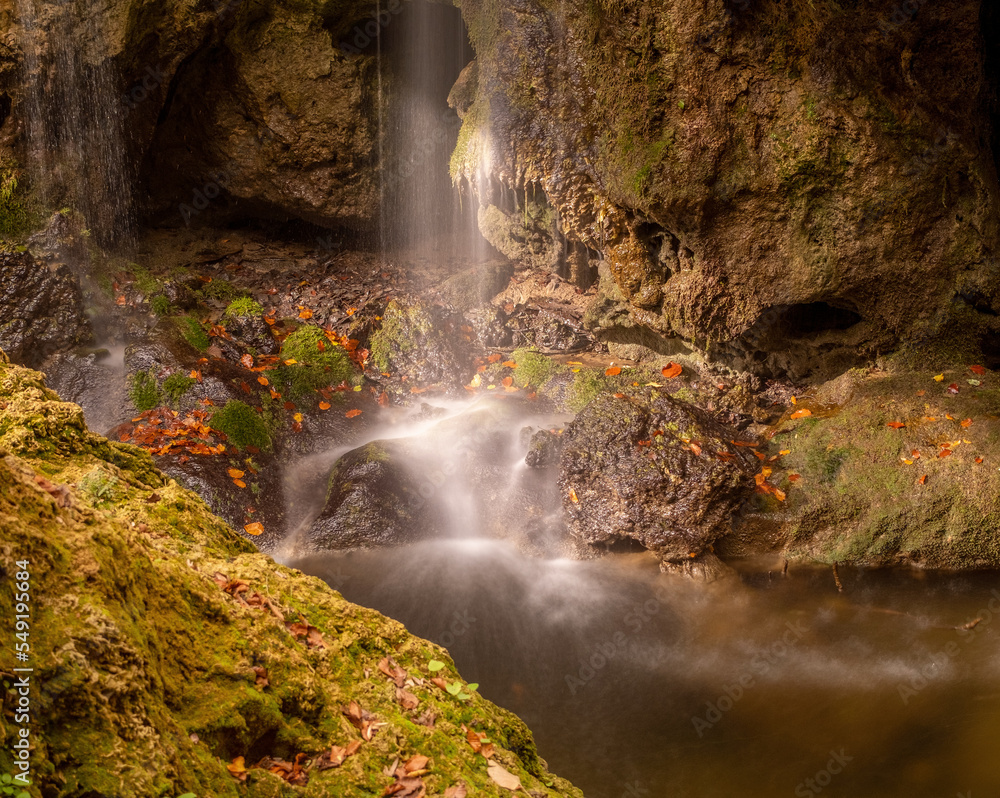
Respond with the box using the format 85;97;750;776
78;467;121;506
510;347;559;388
200;278;246;303
223;297;264;319
277;325;354;398
163;373;196;407
128;369;162;412
150;294;173;316
176;315;210;352
369;302;434;374
210;400;272;452
0;158;36;240
568;370;608;412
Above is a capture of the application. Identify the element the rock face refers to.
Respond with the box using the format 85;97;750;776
0;249;91;367
558;393;758;561
453;0;1000;378
0;349;583;798
305;440;440;551
1;0;385;231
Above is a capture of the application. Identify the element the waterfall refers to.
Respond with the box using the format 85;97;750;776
16;0;135;248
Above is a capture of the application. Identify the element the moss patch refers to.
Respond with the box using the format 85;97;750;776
210;400;273;452
128;368;162;411
0;352;582;798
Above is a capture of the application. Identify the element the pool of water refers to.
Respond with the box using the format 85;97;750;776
289;541;1000;798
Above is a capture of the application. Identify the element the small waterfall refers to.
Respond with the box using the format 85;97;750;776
16;0;136;247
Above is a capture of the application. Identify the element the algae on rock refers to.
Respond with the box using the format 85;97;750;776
0;350;582;798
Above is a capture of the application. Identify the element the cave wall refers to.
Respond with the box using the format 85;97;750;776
452;0;1000;373
0;0;386;232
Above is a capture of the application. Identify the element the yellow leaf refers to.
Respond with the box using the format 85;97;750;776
779;449;791;455
470;373;482;388
227;468;245;478
934;374;944;382
293;412;303;422
569;488;579;503
284;358;298;365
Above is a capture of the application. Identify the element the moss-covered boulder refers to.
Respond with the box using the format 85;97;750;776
726;364;1000;569
559;392;759;563
0;351;582;797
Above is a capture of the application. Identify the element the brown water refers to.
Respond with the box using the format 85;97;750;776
289;543;1000;798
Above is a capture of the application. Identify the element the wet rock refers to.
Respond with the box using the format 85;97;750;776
0;249;92;367
507;300;592;352
369;299;474;394
447;59;478;119
44;348;131;435
524;428;563;469
437;259;514;309
558;393;758;562
223;312;279;355
304;441;440;551
454;0;999;376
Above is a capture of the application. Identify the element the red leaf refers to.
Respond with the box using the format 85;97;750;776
661;362;682;379
970;364;987;375
346;409;362;418
605;366;622;376
887;421;906;429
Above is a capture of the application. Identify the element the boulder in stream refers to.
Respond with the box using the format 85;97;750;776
559;393;758;562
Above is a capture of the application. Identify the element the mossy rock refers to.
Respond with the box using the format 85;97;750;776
0;353;582;797
210;400;273;452
729;365;1000;569
276;325;354;398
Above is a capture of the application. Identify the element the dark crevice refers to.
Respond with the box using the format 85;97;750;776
982;1;1000;179
0;93;10;129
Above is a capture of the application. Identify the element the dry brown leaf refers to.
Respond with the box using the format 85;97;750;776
487;760;522;791
444;783;469;798
396;687;419;710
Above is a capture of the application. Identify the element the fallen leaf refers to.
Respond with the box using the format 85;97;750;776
502;360;517;368
404;755;430;773
444;783;469;798
969;379;982;386
975;456;984;464
319;401;331;410
396;687;419;710
918;474;927;484
689;442;702;456
378;657;407;687
934;374;945;382
233;479;247;488
790;409;812;419
569;487;579;503
939;449;953;459
244;522;264;536
293;412;304;423
488;353;501;363
605;366;622;376
502;376;513;388
315;740;362;771
228;468;245;478
227;756;248;781
252;666;269;687
346;408;362;418
487;761;522;791
299;307;313;319
779;449;791;455
948;383;960;394
240;354;254;369
661;362;683;379
971;364;987;375
916;390;926;396
961;418;972;428
887;421;906;429
788;473;801;482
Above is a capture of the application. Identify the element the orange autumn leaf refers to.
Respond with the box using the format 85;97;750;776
502;376;513;388
319;401;331;410
298;307;313;319
606;366;622;376
488;353;501;363
790;408;812;419
975;456;984;464
569;487;579;503
970;364;987;375
939;449;953;459
233;479;247;488
244;522;264;536
918;475;927;485
270;389;281;400
346;409;362;419
661;362;683;379
887;421;906;429
502;360;517;368
788;473;801;482
240;354;254;369
264;315;276;325
689;442;702;456
960;418;972;428
257;376;269;386
227;468;245;478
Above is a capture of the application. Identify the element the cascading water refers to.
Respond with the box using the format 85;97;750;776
16;0;135;247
